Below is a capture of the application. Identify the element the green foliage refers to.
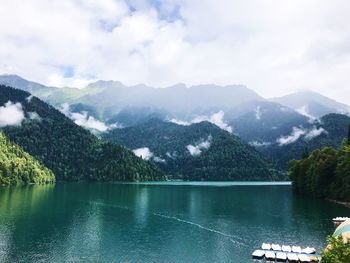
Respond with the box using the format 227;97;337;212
103;119;284;181
0;132;55;185
289;143;350;201
0;85;164;182
347;124;350;145
321;236;350;263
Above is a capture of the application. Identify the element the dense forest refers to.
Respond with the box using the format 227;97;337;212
0;85;164;182
103;119;284;181
0;132;55;185
289;125;350;201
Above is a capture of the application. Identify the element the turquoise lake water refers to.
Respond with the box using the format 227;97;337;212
0;182;349;262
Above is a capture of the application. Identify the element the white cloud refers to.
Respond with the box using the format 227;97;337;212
249;141;271;147
0;101;25;127
132;147;165;162
170;111;233;133
71;112;109;132
1;1;350;103
186;136;212;156
304;127;327;140
277;127;306;146
28;111;42;121
153;156;166;163
296;105;316;121
26;95;34;102
60;103;114;132
133;147;153;160
255;106;262;120
169;118;191;126
277;125;328;145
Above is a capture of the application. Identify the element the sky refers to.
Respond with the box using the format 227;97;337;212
0;0;350;103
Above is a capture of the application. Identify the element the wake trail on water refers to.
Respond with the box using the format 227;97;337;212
153;212;247;247
84;201;247;247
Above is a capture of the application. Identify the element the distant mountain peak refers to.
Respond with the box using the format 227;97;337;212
271;90;350;118
87;80;125;89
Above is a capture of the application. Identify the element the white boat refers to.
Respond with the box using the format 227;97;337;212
262;243;272;250
252;249;265;259
332;216;350;222
287;253;299;262
265;251;276;261
302;247;316;254
292;245;302;253
276;252;287;261
281;245;291;252
271;244;281;251
298;254;311;262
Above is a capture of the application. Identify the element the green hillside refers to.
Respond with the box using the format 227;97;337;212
102;119;284;181
0;85;164;182
289;138;350;201
0;132;55;185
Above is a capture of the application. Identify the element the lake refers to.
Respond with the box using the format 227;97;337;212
0;182;349;262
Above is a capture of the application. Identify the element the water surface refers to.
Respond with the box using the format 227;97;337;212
0;182;349;262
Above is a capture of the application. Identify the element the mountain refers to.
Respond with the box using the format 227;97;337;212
0;85;164;182
0;132;55;185
227;101;310;143
0;74;48;93
106;106;169;127
257;113;350;169
271;90;350;118
0;75;264;123
102;119;284;181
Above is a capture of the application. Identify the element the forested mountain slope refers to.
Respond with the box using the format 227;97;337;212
102;119;284;181
0;85;164;182
0;132;55;185
258;114;350;169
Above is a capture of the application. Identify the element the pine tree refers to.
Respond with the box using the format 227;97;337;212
348;124;350;145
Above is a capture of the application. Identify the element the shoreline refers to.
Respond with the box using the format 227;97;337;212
328;199;350;209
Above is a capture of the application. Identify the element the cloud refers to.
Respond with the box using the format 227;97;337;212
255;106;262;120
165;151;177;159
169;118;190;126
71;112;109;132
296;105;316;121
304;127;327;140
153;156;166;163
0;101;25;127
1;1;350;104
28;111;42;121
186;136;212;156
26;95;34;102
249;140;271;147
169;111;233;133
133;147;165;162
277;126;328;145
133;147;153;160
277;127;306;146
60;103;116;132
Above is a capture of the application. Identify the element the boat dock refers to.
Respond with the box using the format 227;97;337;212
252;243;320;262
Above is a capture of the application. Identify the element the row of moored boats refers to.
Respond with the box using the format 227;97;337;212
252;243;320;262
261;243;316;254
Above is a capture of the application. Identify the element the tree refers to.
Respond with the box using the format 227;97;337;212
321;236;350;263
347;124;350;145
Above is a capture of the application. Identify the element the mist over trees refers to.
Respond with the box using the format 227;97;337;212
0;85;164;183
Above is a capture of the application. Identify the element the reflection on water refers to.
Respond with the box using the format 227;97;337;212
0;182;349;262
